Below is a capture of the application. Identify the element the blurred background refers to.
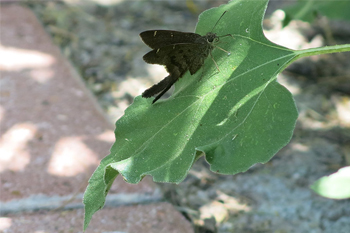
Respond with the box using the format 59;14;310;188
1;0;350;232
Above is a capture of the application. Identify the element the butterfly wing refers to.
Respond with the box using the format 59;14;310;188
142;74;179;104
143;43;210;75
140;30;202;49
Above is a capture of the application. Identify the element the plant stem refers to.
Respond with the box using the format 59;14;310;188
295;44;350;58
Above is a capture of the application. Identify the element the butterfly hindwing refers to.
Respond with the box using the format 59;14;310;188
143;43;209;75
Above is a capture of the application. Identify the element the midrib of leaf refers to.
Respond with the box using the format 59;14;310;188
131;100;207;171
132;102;199;155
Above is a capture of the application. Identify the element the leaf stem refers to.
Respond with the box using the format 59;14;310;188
295;44;350;59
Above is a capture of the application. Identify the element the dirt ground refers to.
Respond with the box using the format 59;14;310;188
24;0;350;232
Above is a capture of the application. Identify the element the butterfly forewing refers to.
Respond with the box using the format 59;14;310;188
140;30;202;49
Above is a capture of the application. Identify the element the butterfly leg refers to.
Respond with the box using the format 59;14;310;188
216;34;234;55
209;50;220;72
216;46;231;55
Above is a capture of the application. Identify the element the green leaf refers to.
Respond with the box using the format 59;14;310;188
282;0;350;27
310;166;350;199
84;0;300;229
83;0;350;228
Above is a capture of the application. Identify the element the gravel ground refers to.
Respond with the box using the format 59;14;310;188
26;0;350;232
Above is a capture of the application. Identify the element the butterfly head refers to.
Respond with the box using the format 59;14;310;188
204;32;220;45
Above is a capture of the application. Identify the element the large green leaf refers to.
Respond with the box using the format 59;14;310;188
84;0;299;229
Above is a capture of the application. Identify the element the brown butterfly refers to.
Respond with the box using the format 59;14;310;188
140;11;232;103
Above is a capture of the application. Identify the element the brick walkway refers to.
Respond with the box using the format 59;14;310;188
0;5;193;233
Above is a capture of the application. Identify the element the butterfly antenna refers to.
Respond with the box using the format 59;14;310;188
211;11;227;32
218;34;234;39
